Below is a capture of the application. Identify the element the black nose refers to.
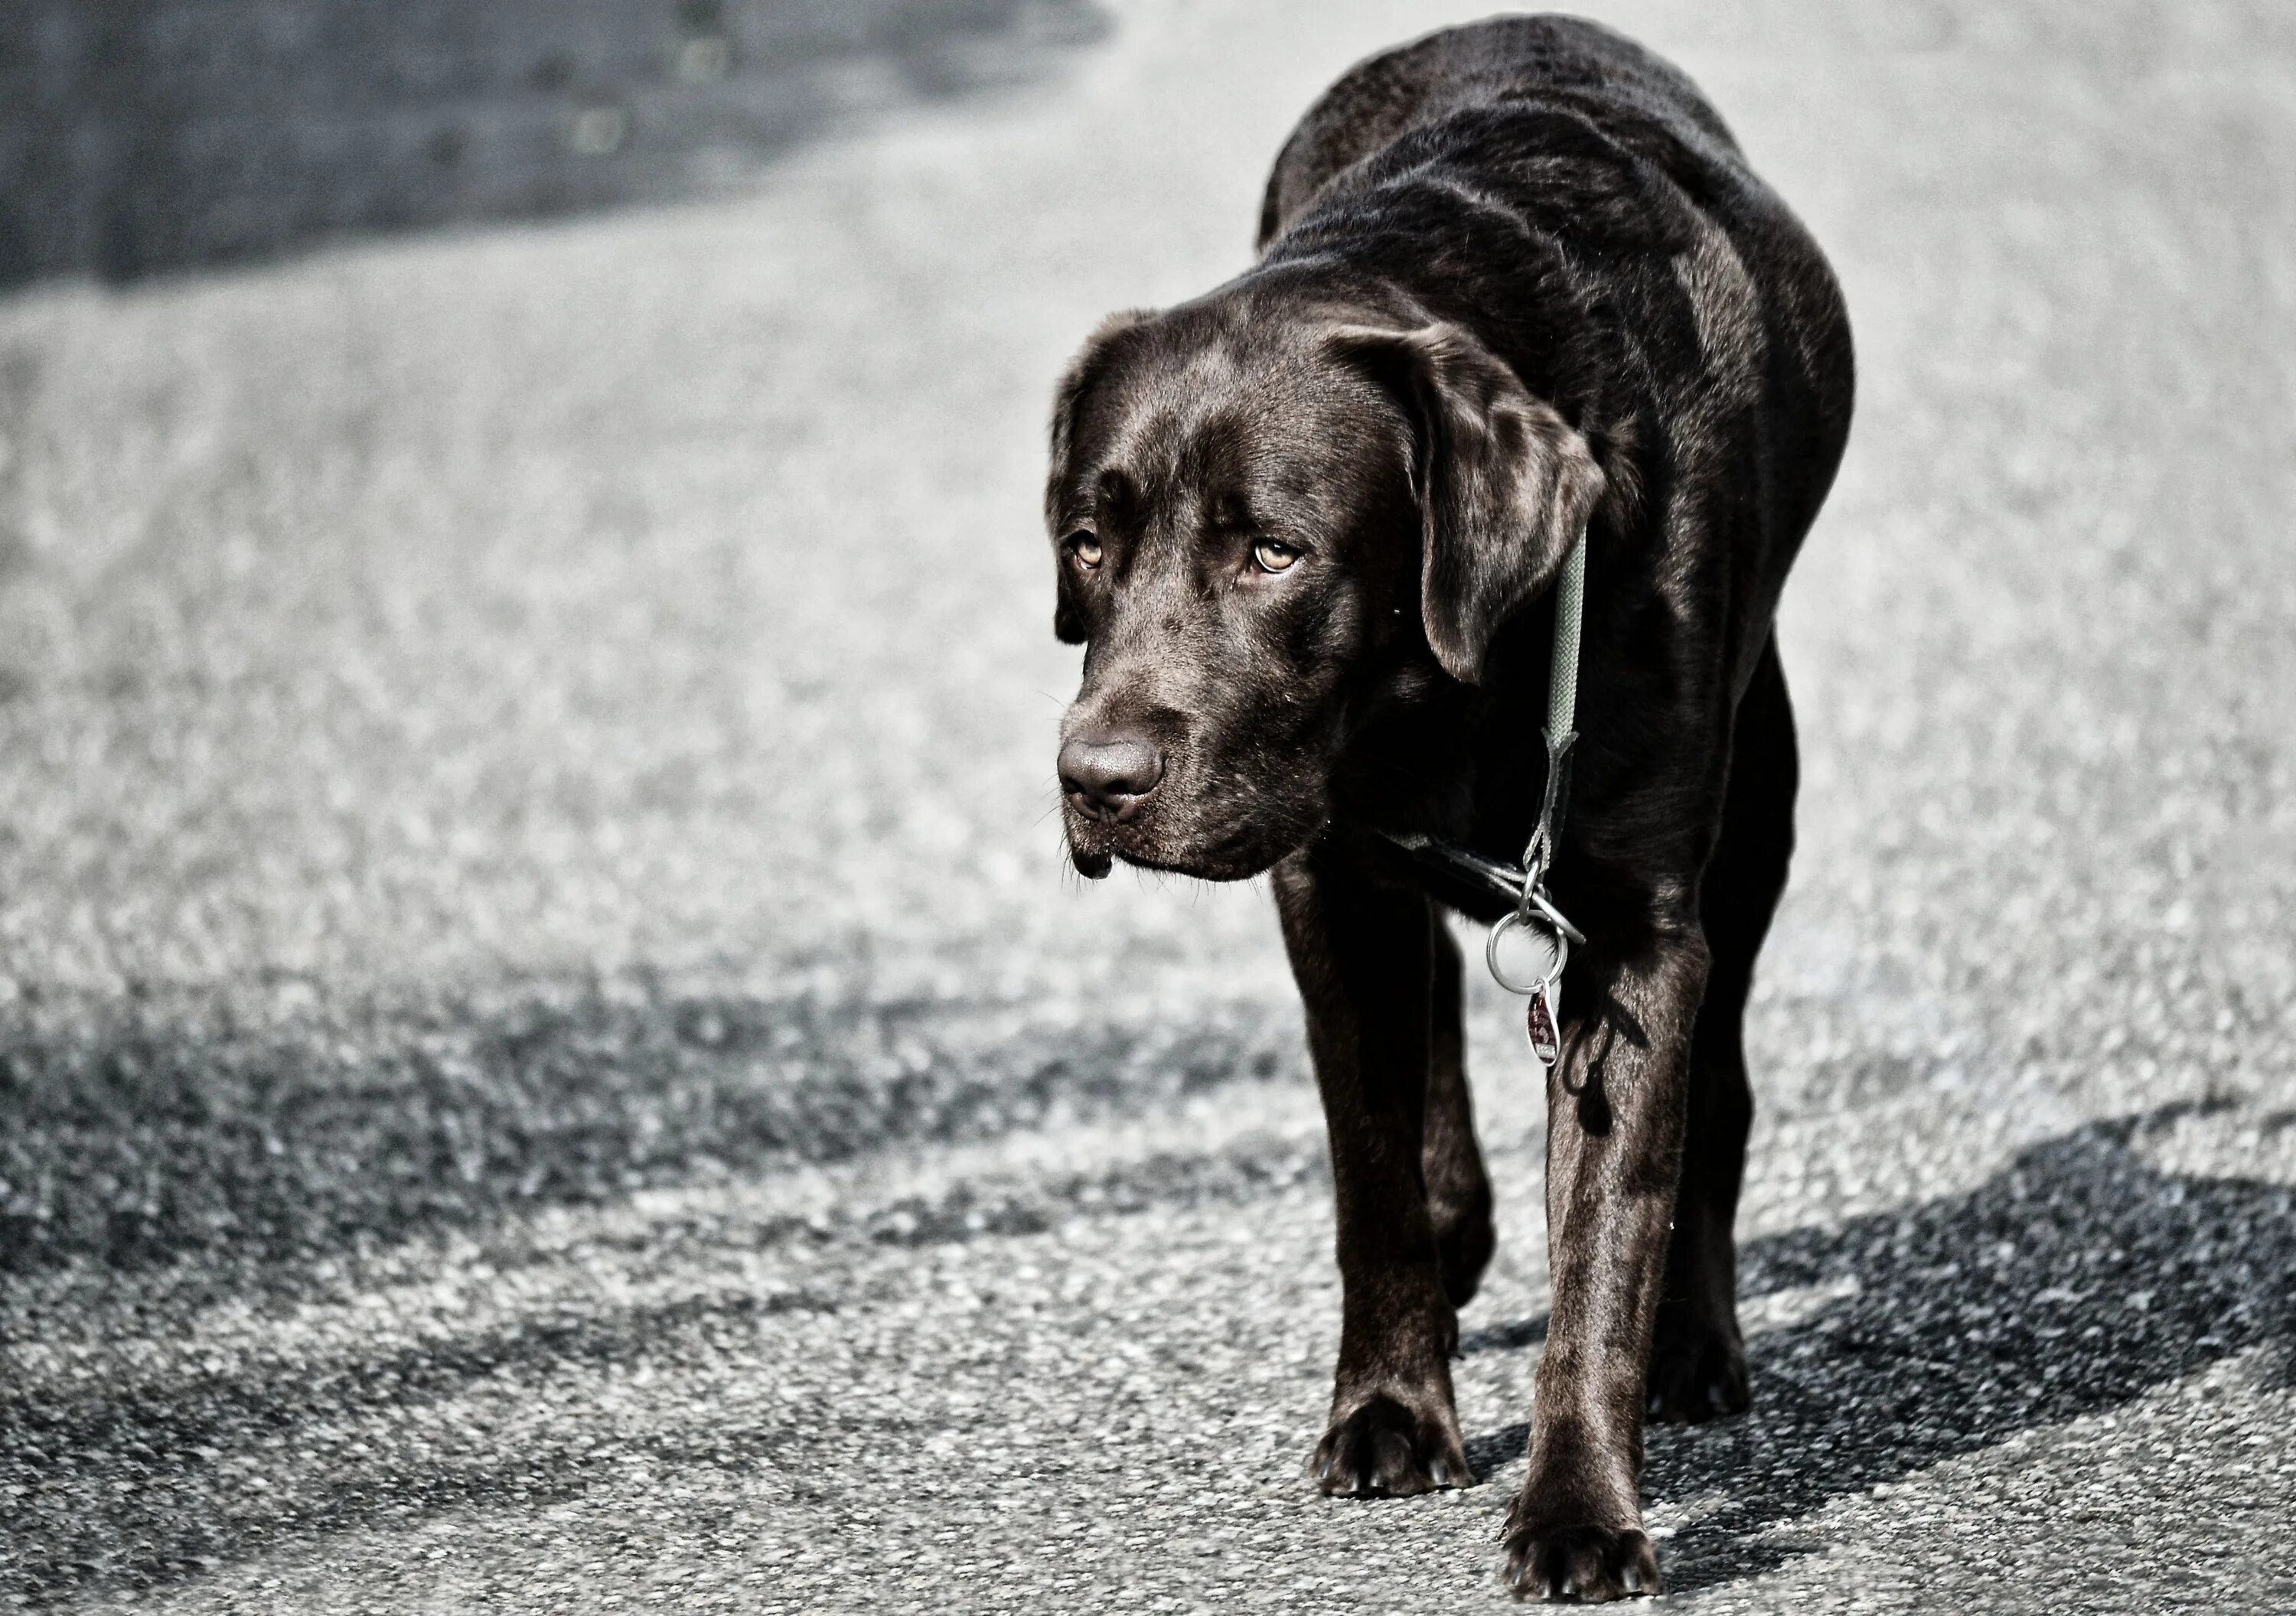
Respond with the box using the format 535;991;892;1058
1058;734;1165;821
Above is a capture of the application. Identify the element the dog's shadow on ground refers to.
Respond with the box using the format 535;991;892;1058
1459;1106;2296;1593
6;1094;2289;1602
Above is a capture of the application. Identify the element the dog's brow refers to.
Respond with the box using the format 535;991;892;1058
1208;490;1256;530
1103;399;1195;499
1096;466;1137;510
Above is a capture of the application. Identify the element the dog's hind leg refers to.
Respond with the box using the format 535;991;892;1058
1424;917;1497;1309
1646;632;1797;1423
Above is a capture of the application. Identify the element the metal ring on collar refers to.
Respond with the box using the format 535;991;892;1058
1486;909;1569;997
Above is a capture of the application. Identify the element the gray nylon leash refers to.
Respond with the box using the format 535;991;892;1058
1518;530;1586;892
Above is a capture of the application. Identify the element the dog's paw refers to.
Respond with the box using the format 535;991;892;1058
1311;1393;1471;1497
1502;1516;1659;1602
1645;1308;1749;1424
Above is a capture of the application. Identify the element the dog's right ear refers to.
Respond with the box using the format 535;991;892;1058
1046;309;1154;643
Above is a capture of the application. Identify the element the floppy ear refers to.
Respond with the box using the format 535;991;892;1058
1047;308;1153;508
1329;322;1606;684
1046;308;1155;643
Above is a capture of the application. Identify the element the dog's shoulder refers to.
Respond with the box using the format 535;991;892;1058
1255;16;1853;548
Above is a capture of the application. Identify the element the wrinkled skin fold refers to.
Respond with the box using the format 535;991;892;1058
1045;15;1852;1603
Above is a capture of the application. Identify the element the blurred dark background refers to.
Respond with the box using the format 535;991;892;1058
0;0;1105;286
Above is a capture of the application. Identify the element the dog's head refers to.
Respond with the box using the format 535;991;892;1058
1045;285;1604;881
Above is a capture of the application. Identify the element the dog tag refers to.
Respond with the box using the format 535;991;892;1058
1489;907;1569;1068
1527;986;1561;1067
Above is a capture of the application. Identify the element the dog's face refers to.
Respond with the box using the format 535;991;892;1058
1045;292;1606;881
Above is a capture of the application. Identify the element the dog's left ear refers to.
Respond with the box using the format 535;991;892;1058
1327;321;1605;684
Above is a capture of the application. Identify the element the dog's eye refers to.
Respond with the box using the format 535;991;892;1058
1067;533;1102;570
1252;539;1301;574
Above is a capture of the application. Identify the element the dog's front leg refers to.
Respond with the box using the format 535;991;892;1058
1503;928;1707;1601
1275;842;1471;1497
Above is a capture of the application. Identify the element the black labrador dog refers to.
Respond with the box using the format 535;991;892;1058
1045;15;1852;1601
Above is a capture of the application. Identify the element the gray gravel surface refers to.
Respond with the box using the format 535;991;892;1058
2;1;2293;1611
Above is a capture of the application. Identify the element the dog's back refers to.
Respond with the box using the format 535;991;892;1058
1258;15;1740;249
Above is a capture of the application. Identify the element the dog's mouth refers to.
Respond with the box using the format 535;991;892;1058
1069;838;1116;879
1064;795;1318;884
1069;834;1272;884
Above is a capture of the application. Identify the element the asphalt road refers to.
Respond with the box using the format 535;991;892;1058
3;2;2293;1611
